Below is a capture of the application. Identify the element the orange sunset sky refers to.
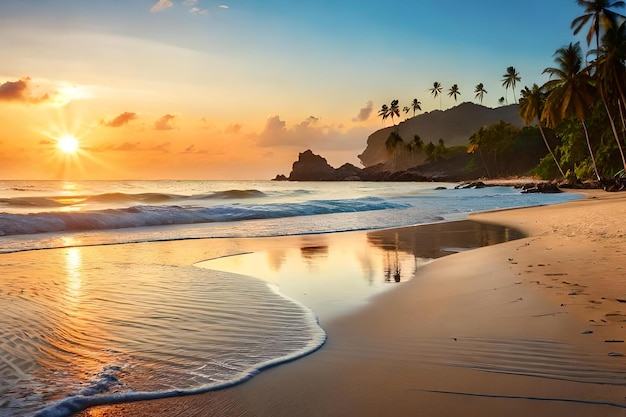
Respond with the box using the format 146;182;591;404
0;1;583;180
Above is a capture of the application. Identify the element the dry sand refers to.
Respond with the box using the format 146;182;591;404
80;190;626;417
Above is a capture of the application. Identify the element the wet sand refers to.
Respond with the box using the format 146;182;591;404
74;190;626;416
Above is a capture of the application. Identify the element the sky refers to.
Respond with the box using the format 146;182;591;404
0;0;590;180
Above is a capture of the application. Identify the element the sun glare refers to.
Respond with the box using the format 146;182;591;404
58;135;80;154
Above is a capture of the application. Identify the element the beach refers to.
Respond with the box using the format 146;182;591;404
68;189;626;417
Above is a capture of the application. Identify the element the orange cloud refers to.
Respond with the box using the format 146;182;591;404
155;114;178;130
254;115;372;152
0;77;50;104
103;112;138;128
89;141;171;153
225;123;242;134
181;144;209;154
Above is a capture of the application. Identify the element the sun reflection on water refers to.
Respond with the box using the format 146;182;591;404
64;247;82;302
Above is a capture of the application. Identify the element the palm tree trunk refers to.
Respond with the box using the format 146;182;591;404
601;96;626;171
581;120;601;181
537;120;566;178
478;149;490;178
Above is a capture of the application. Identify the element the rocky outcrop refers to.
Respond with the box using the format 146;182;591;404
281;149;478;182
287;150;338;181
276;150;565;193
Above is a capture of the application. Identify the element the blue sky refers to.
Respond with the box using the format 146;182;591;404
0;0;597;179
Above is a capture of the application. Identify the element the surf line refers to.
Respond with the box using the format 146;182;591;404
417;389;626;409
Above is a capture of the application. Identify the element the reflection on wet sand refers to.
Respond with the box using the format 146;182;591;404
198;220;524;321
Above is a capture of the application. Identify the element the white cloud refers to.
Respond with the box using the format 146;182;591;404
189;7;209;15
219;5;229;9
150;0;173;12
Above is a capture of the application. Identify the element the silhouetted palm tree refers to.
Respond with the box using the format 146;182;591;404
519;84;566;177
502;66;521;103
448;84;461;102
474;83;488;104
430;82;443;109
404;98;422;117
542;42;600;180
388;99;400;125
378;104;390;125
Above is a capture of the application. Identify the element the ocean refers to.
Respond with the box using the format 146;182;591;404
0;180;581;416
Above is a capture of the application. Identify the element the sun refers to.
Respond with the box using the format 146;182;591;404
57;135;80;154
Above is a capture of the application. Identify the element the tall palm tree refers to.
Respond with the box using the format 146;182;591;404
430;82;443;109
474;83;488;104
542;42;600;180
378;104;390;125
592;21;626;171
571;0;625;53
502;66;521;103
404;98;422;117
519;84;566;177
448;84;461;102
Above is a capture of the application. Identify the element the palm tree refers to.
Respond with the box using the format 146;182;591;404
474;83;488;104
404;98;422;117
498;97;506;105
405;134;423;166
519;84;566;177
592;21;626;171
502;66;521;104
542;42;600;180
388;99;400;125
378;104;390;125
385;131;403;170
571;0;625;53
448;84;461;102
430;82;443;109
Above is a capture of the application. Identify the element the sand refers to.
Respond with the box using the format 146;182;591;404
76;190;626;417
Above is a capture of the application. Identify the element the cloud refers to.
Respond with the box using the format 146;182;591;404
181;144;209;154
225;123;242;134
150;0;173;12
352;100;374;122
103;112;138;128
90;141;171;153
254;115;368;152
182;0;197;4
112;142;141;151
219;5;229;9
151;142;171;152
154;114;178;130
189;7;208;15
0;77;50;104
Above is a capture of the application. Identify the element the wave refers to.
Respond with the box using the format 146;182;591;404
0;189;269;210
0;197;407;237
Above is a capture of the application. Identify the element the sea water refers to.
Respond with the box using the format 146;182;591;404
0;180;581;416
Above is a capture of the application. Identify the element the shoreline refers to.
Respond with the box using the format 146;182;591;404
76;190;626;417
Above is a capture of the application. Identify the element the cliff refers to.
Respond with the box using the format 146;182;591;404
358;102;524;171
